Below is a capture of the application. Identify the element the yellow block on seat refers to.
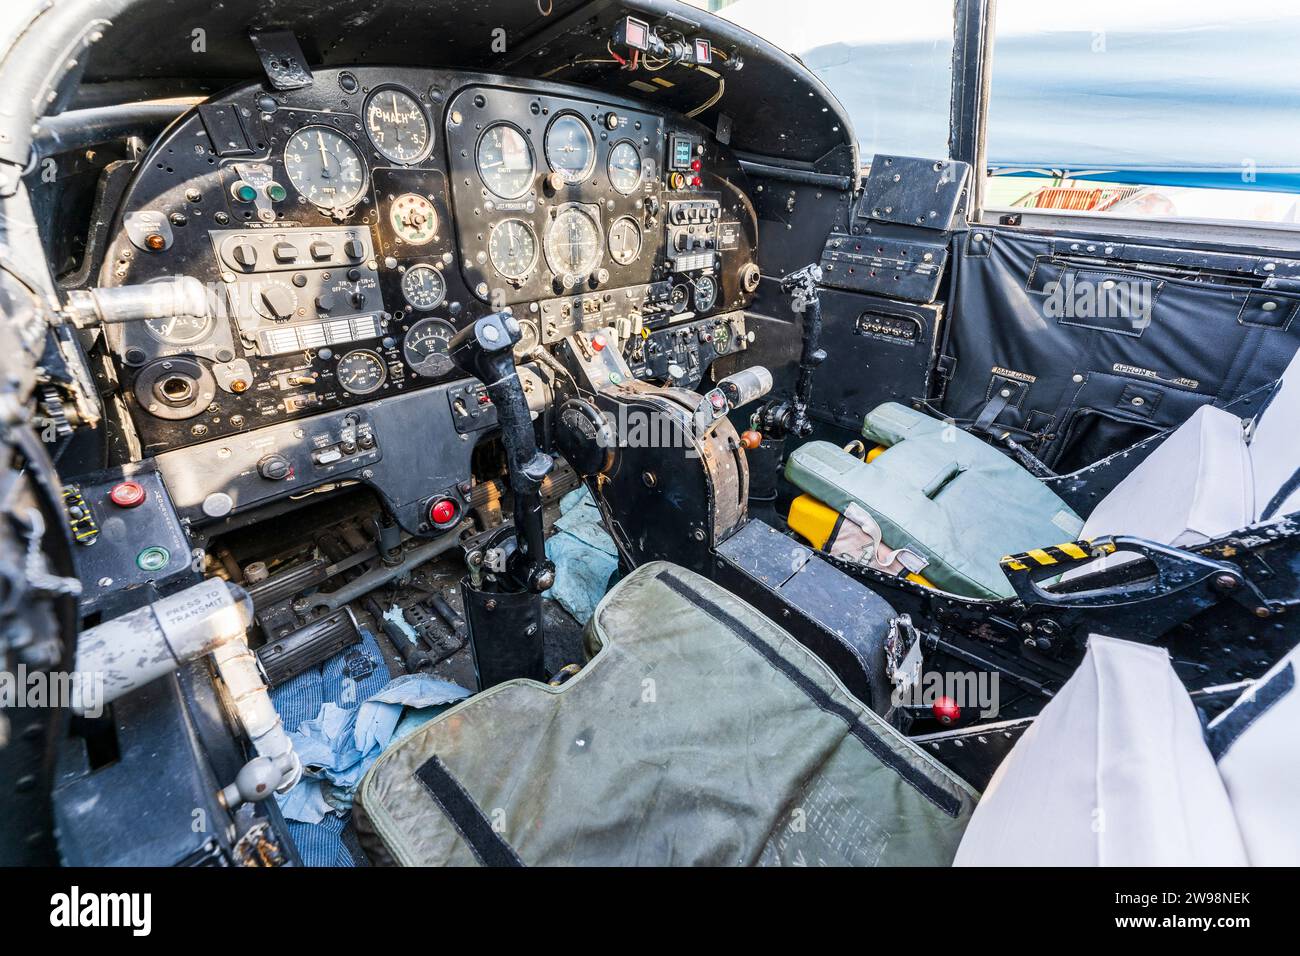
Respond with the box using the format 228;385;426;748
787;493;935;589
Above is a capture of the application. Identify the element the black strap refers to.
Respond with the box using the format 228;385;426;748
1207;662;1294;762
416;755;524;867
655;569;964;817
1261;466;1300;521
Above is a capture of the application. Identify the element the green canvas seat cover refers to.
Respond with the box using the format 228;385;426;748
785;403;1083;599
354;561;975;866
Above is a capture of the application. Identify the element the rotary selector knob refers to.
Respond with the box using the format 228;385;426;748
258;284;297;320
257;454;293;481
231;242;258;268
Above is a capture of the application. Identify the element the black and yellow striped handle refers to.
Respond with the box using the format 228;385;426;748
1000;539;1116;573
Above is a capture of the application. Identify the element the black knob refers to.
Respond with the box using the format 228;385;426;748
310;240;334;260
315;292;336;312
343;239;365;259
273;242;298;263
260;286;296;320
257;454;292;481
350;291;367;308
231;242;257;268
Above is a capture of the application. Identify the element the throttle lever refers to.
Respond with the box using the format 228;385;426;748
450;311;555;592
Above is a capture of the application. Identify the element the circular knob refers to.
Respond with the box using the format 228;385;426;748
108;480;146;508
343;238;365;260
257;454;292;481
315;292;336;312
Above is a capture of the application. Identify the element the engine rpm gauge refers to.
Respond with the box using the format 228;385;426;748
401;264;446;310
477;124;534;199
336;349;387;395
364;87;431;164
402;318;456;377
283;126;367;210
545;114;595;183
545;206;602;279
607;141;642;194
488;219;538;280
607;216;642;265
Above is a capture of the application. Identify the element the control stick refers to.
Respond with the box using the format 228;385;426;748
450;311;555;593
449;311;555;690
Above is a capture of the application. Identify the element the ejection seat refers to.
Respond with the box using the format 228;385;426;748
785;349;1300;599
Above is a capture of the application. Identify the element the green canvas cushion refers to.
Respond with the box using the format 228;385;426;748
355;561;975;866
786;403;1083;599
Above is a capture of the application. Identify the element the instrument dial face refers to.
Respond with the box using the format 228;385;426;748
607;216;642;265
283;126;367;209
545;206;602;279
693;275;718;313
402;318;456;377
513;319;540;359
545;114;595;183
608;141;643;194
364;87;431;164
476;124;535;199
145;313;214;345
389;193;438;245
336;349;387;395
488;219;538;279
669;283;689;313
401;264;446;310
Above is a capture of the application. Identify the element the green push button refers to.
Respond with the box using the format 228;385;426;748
136;546;170;572
232;181;258;203
266;182;287;202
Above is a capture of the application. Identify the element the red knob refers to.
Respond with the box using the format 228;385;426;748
108;480;146;508
429;498;458;526
932;696;961;725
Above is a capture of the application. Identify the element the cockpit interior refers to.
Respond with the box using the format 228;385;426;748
2;0;1298;872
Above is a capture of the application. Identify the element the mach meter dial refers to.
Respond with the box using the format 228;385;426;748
364;87;431;164
403;318;455;377
283;126;367;210
401;264;446;310
336;349;387;395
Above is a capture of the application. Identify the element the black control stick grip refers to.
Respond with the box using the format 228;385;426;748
450;312;554;591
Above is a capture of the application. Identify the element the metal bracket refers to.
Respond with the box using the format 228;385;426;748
249;30;313;91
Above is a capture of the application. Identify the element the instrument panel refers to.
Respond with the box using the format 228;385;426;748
96;67;759;457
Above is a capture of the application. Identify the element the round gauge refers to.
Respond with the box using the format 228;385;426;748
283;126;367;209
488;219;538;280
545;206;602;278
401;264;446;310
403;318;456;377
145;313;214;345
545;114;595;184
712;320;732;354
608;141;643;194
476;124;535;199
336;349;387;395
364;87;431;164
669;283;689;313
513;319;540;359
607;216;642;266
390;193;438;246
693;275;718;313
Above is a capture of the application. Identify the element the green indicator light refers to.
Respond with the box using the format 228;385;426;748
233;182;257;202
609;372;623;385
136;546;170;572
266;182;287;202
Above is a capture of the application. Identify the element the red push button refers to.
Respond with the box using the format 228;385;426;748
429;498;458;526
690;158;702;172
591;334;606;352
109;481;146;508
932;696;961;725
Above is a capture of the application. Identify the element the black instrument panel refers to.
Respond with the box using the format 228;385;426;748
97;67;759;457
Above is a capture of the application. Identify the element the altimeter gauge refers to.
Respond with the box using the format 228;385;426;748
283;126;367;210
364;87;431;164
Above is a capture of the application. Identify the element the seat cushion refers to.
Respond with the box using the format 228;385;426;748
786;403;1082;599
954;636;1248;866
354;561;975;866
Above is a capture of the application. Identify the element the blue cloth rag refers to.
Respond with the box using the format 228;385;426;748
545;485;619;625
269;627;469;865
